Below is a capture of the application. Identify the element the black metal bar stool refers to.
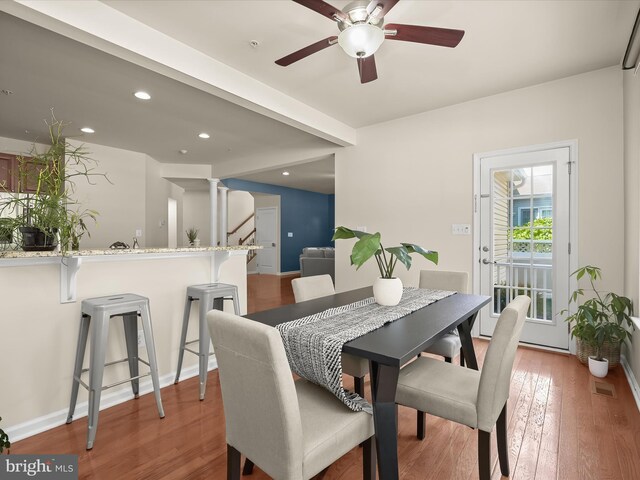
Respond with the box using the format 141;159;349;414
66;293;165;450
174;283;241;399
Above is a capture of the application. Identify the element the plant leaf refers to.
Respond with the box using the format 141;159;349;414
332;226;370;241
332;226;356;240
350;232;381;270
386;246;411;271
402;243;439;265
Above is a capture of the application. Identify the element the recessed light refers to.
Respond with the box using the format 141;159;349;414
179;149;188;155
80;127;95;134
282;171;290;176
134;91;151;100
198;133;210;139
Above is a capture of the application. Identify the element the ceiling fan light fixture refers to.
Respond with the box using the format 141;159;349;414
338;23;384;58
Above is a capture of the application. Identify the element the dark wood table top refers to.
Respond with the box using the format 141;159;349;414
246;287;491;368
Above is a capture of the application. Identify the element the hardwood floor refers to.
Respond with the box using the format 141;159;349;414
12;274;640;479
247;272;298;313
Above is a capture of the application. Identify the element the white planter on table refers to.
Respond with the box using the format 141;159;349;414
373;277;403;306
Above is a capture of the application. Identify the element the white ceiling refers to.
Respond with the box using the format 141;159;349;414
0;12;335;167
0;1;638;195
235;155;336;194
105;0;638;127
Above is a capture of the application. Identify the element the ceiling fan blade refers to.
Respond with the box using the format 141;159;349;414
357;55;378;84
275;36;338;66
293;0;348;23
385;23;465;48
366;0;400;18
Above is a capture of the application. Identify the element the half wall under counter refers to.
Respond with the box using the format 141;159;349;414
0;245;259;441
0;246;260;303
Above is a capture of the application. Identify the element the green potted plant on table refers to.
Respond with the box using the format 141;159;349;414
186;227;200;247
332;226;438;306
0;113;107;253
61;208;98;251
563;265;634;378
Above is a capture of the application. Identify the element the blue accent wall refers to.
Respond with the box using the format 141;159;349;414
223;179;335;273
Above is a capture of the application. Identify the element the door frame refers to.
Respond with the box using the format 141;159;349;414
472;140;579;353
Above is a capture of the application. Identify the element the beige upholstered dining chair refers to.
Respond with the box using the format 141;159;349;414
208;310;376;480
415;269;470;439
395;295;530;480
419;270;469;364
291;274;369;397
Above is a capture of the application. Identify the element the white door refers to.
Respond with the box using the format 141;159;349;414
256;207;277;274
474;143;575;350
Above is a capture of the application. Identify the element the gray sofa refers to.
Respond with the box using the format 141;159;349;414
299;247;335;282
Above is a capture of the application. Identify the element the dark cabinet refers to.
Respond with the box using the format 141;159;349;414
0;153;14;192
0;153;43;193
17;157;46;193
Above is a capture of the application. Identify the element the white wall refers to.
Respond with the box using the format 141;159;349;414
161;163;212;179
1;138;195;249
145;156;185;248
335;67;624;297
623;68;640;386
227;190;254;246
67;139;146;249
182;191;210;246
179;189;253;248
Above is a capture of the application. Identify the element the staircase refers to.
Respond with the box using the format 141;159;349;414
228;213;257;263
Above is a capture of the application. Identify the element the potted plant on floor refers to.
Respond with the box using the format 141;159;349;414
0;417;9;454
562;265;634;377
332;226;438;306
0;113;108;253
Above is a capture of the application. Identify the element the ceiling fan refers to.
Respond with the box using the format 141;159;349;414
275;0;465;84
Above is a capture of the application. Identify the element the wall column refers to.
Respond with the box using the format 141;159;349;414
218;186;229;247
207;178;220;246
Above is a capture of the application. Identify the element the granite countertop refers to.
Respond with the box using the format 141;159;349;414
0;245;261;259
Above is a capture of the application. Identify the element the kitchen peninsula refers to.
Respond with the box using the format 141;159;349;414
0;245;259;441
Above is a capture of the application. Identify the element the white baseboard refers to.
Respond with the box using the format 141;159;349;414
620;354;640;413
247;270;258;275
6;358;218;443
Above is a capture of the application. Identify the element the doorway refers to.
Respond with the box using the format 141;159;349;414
473;142;577;350
167;198;177;248
256;206;278;275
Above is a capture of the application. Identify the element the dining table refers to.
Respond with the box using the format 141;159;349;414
245;286;491;480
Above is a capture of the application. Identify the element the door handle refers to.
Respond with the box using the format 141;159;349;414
272;243;276;247
482;258;496;265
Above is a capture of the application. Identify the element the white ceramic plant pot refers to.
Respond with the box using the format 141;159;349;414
588;356;609;378
373;277;403;306
194;238;201;248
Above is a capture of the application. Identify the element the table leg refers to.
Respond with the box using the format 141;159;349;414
369;360;400;480
457;312;479;370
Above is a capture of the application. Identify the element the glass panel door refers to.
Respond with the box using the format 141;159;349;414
479;147;571;349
